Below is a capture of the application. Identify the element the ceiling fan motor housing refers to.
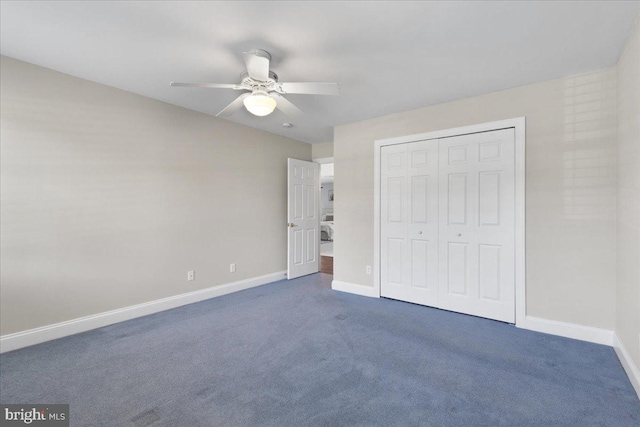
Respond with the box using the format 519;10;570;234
240;70;279;91
246;49;271;61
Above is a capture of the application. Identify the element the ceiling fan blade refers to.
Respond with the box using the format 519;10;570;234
243;49;270;82
216;93;250;117
270;93;304;118
277;82;339;96
171;82;243;89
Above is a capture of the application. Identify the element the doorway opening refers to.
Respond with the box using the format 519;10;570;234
319;160;334;275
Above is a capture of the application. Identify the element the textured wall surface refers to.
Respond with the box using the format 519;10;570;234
312;142;334;159
0;56;311;335
616;19;640;371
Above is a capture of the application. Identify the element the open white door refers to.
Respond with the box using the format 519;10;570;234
287;158;320;279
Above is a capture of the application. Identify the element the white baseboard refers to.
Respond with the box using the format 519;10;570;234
513;316;640;399
613;333;640;399
331;280;378;298
517;315;614;346
0;271;287;354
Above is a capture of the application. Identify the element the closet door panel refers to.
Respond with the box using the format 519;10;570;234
438;128;516;323
381;144;409;292
380;128;515;324
380;140;439;306
407;140;439;304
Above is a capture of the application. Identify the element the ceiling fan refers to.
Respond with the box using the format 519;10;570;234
170;49;339;118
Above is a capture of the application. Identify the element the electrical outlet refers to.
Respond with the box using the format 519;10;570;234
230;263;236;273
187;270;195;281
366;265;372;275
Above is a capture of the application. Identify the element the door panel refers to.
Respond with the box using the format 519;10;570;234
306;184;316;218
407;141;439;304
448;145;468;165
411;176;428;223
293;230;303;265
447;174;468;225
387;177;404;223
381;144;408;293
306;229;317;263
479;172;501;226
446;242;468;295
388;238;404;285
287;159;320;279
478;244;501;300
294;184;304;219
411;240;429;288
381;140;439;306
438;128;515;323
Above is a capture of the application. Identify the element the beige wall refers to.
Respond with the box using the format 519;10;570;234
312;142;334;159
334;69;618;329
0;56;311;335
616;20;640;371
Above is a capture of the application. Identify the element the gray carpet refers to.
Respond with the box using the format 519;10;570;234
1;273;638;426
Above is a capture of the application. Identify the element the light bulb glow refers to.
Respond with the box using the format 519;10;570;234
243;92;277;116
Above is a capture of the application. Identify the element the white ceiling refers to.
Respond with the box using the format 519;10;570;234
1;1;639;144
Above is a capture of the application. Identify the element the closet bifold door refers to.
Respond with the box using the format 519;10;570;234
380;140;439;306
437;128;516;323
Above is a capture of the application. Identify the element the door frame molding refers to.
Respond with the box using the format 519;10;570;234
373;117;526;326
313;157;334;164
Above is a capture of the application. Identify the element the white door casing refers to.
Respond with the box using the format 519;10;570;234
287;158;320;279
438;128;515;323
380;140;439;306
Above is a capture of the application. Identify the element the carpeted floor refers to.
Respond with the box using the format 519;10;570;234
1;273;638;426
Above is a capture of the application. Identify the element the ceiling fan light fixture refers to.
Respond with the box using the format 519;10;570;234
171;49;338;118
243;91;277;116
